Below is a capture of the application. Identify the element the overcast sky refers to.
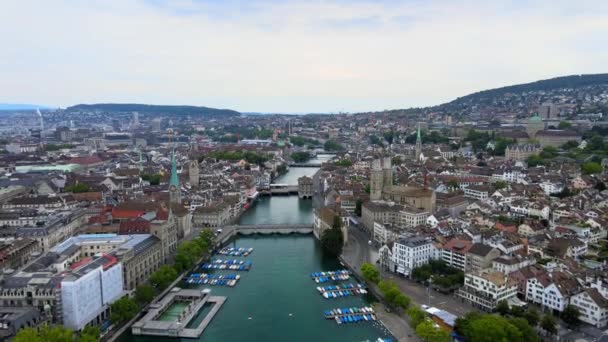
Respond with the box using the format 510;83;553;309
1;0;607;113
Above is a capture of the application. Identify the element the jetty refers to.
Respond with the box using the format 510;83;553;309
201;259;252;271
186;273;240;287
218;247;253;256
316;283;367;299
323;307;377;325
311;270;350;283
132;288;226;338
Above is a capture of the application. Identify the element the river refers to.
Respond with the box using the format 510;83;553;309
122;162;392;342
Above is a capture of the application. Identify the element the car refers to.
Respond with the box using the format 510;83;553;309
421;304;429;310
216;229;223;235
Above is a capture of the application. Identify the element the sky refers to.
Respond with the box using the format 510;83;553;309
1;0;607;113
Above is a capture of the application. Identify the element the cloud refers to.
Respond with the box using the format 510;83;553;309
0;0;607;112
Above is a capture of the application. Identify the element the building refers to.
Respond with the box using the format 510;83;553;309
392;236;434;277
60;254;124;330
169;150;181;204
113;234;163;290
313;207;347;244
361;201;402;232
526;115;544;138
536;130;582;148
440;238;473;271
0;307;42;339
298;176;313;199
15;209;87;252
505;144;541;161
103;132;133;147
373;222;401;245
465;243;501;272
189;160;199;188
538;103;560;119
525;271;579;313
193;203;230;227
463;185;491;201
0;238;40;271
399;206;429;228
456;269;517;311
570;288;608;328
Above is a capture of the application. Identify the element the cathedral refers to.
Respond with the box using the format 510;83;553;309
369;156;436;213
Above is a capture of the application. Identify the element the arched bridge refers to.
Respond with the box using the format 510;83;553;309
215;224;313;243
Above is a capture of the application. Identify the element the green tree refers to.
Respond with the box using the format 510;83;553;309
596;181;607;191
508;318;539;342
174;240;203;272
526;154;545;167
110;296;139;323
524;307;540;326
354;199;363;217
495;299;510;316
393;293;411;310
78;326;100;342
494;180;507;191
135;284;156;305
150;265;178;290
416;319;450;342
13;327;42;342
510;305;525;318
582;161;603;175
540;314;557;335
64;183;91;193
320;216;344;257
558;121;572;129
561;140;580;149
562;305;580;327
539;146;558;159
291;151;311;163
466;315;523;342
360;262;380;284
39;324;74;342
407;306;427;328
378;280;400;303
334;159;353;167
324;139;344;151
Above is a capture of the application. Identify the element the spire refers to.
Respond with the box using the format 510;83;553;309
170;148;179;187
138;149;144;172
415;122;422;161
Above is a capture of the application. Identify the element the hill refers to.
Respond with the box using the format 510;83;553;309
66;103;240;117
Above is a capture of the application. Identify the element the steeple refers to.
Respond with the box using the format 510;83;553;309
415;122;422;161
170;149;179;187
138;149;144;172
169;148;180;204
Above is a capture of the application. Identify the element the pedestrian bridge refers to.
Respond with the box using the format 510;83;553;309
216;224;314;243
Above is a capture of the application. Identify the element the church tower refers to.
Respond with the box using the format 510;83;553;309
370;159;383;201
189;160;199;188
382;156;392;190
169;149;180;204
415;123;422;161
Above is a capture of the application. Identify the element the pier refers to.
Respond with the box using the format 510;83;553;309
132;288;226;338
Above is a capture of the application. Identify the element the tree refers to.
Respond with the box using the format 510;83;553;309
360;262;380;284
561;305;580;327
526;154;544;167
582;161;603;175
78;326;100;342
150;265;178;290
558;121;572;129
596;181;607;191
508;318;539;342
291;151;311;163
354;199;363;216
39;324;74;342
495;300;510;316
494;180;507;190
509;305;525;318
110;296;139;323
320;216;344;257
540;314;557;335
407;306;427;328
334;159;353;167
416;319;451;342
378;280;400;303
393;293;411;310
174;240;203;272
562;140;580;149
524;307;540;326
135;284;156;305
64;183;91;193
466;315;523;342
324;139;344;151
13;327;42;342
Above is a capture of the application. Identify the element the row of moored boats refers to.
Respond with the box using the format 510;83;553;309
311;270;351;284
218;247;254;256
201;259;252;271
317;284;367;299
324;307;377;324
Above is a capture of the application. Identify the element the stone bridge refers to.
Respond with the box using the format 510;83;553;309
215;224;314;244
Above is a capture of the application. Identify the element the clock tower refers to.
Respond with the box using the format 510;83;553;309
169;149;180;204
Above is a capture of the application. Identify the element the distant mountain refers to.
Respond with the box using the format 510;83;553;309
0;103;51;111
66;103;240;117
441;73;608;111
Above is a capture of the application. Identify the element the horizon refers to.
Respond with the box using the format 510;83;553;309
2;0;608;112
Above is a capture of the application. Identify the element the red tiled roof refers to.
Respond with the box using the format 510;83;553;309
69;155;103;165
119;220;150;234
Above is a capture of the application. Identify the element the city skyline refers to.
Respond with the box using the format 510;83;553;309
1;0;608;112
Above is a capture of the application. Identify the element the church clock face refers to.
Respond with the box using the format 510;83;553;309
169;185;177;192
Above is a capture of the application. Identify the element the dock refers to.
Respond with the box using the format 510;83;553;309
311;270;350;283
186;273;241;287
201;259;252;271
316;283;367;299
323;307;377;325
132;288;227;338
218;247;254;256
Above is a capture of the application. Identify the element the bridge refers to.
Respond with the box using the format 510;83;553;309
261;183;298;195
215;224;314;244
287;162;323;167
